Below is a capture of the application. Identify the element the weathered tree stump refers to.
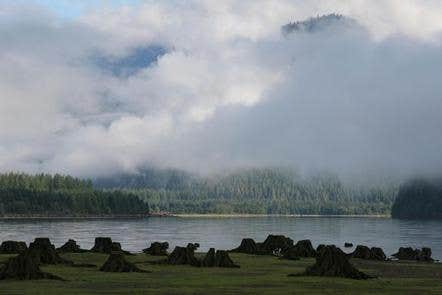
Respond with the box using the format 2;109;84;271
57;239;87;253
419;248;433;262
351;245;386;261
214;250;239;268
201;249;239;268
292;245;372;280
186;243;200;252
230;238;258;254
0;252;62;280
392;247;433;262
99;253;149;273
201;248;216;267
370;247;387;261
164;246;200;266
27;238;72;265
316;244;326;256
91;237;113;253
282;240;316;259
91;237;131;255
258;235;293;255
0;241;28;254
143;242;169;256
111;242;132;254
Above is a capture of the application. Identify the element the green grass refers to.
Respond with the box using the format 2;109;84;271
1;252;442;294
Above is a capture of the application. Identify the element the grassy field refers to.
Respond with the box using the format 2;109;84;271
0;252;442;294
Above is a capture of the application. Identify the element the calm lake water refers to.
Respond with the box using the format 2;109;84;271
0;217;441;260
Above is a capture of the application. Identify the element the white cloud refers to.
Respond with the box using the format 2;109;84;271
0;0;441;180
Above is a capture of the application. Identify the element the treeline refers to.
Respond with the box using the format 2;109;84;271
392;178;442;219
96;168;397;215
0;173;148;217
0;173;93;191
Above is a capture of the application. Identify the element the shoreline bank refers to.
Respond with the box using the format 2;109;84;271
174;214;391;218
0;214;391;220
0;215;148;220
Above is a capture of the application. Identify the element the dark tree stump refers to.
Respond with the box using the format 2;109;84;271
91;237;131;255
392;247;418;260
258;235;293;255
143;242;169;256
201;248;216;267
186;243;200;252
27;238;72;265
316;244;326;256
351;245;371;259
57;239;87;253
344;243;353;248
214;250;239;268
419;248;433;262
370;247;387;261
113;242;133;255
100;253;149;273
164;246;200;266
202;249;240;268
393;247;433;262
91;237;113;253
351;245;386;261
282;240;316;259
0;241;28;254
0;252;62;280
292;245;372;280
230;238;258;254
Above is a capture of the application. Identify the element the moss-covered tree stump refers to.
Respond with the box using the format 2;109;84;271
91;237;113;253
282;240;316;260
91;237;131;255
292;245;372;280
143;242;169;256
0;241;28;254
351;245;386;261
0;253;62;280
100;253;149;273
27;238;72;265
214;250;239;268
258;235;293;255
392;247;433;262
202;248;240;268
57;239;87;253
230;238;258;254
164;246;200;266
201;248;216;267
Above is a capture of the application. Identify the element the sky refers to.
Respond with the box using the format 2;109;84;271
21;0;141;19
1;0;442;181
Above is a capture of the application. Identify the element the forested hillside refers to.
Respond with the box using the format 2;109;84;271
392;178;442;219
0;173;149;217
96;168;398;215
0;169;399;216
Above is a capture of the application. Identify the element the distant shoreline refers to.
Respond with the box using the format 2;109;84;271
174;214;391;218
0;213;390;220
0;215;148;220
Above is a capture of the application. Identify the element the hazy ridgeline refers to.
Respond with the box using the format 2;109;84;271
95;168;398;215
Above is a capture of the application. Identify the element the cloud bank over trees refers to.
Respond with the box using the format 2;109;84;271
1;1;441;180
